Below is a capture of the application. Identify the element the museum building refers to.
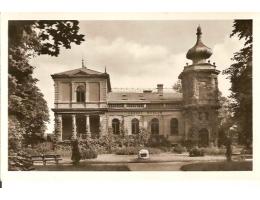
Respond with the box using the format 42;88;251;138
51;26;220;146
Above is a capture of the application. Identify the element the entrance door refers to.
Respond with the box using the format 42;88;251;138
199;128;209;147
62;116;72;140
76;115;86;138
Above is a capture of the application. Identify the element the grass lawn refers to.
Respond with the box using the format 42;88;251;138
180;161;252;171
35;163;130;171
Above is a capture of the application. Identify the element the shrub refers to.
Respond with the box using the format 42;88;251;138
54;142;71;157
158;146;172;152
201;147;226;155
22;142;55;156
114;146;139;155
80;148;98;159
134;128;150;146
146;147;163;154
189;147;204;157
8;116;25;152
173;144;187;154
114;146;162;155
148;135;171;147
77;128;151;154
181;140;198;151
79;137;110;154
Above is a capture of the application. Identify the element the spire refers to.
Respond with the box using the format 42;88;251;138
104;66;107;74
186;25;212;64
82;58;86;68
196;25;202;41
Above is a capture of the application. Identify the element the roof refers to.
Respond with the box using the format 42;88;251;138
108;92;183;103
186;26;212;62
51;67;105;77
51;67;111;92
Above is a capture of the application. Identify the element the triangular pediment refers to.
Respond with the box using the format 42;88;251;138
52;67;105;77
74;70;89;75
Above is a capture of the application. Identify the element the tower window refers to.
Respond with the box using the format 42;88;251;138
76;85;85;102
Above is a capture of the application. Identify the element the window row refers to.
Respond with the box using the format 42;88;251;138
112;118;179;135
60;84;100;103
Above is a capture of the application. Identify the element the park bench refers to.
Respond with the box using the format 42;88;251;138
30;154;62;166
240;154;252;161
232;152;252;161
9;154;34;171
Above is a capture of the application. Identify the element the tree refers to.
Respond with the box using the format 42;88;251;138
223;20;252;145
173;79;182;93
217;94;234;146
8;20;85;148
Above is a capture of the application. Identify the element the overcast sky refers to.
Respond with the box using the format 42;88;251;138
30;20;244;133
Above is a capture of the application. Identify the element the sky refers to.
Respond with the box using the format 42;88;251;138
30;20;244;133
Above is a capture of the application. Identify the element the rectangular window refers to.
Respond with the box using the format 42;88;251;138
89;82;100;101
60;83;71;101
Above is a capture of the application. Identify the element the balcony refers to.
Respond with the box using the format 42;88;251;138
54;102;107;109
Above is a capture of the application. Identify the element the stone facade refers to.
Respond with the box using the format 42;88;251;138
51;26;220;146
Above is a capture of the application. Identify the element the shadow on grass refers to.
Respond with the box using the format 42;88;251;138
35;163;130;171
181;161;252;171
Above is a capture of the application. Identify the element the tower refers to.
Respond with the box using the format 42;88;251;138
179;26;220;146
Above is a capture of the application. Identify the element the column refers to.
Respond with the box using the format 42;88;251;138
71;82;75;103
143;118;148;130
120;116;125;135
85;114;91;137
55;114;63;142
72;114;77;139
99;115;106;136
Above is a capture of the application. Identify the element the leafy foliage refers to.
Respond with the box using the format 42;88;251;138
8;20;85;150
223;20;252;145
80;147;98;159
217;93;234;145
8;115;25;152
189;147;205;157
9;20;85;57
173;79;182;93
172;144;187;154
114;146;162;155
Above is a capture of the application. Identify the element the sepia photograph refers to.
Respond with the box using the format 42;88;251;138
7;17;253;171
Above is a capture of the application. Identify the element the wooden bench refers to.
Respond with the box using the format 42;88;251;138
31;154;62;166
232;152;252;161
240;154;252;161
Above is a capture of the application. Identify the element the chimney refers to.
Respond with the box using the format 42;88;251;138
157;84;163;94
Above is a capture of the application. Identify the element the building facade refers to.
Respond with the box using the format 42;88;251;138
51;26;220;146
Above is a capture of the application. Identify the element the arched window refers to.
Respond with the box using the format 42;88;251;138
112;118;120;135
131;118;139;134
170;118;178;135
151;118;159;135
76;85;85;102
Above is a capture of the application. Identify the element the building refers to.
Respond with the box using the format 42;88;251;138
51;26;220;146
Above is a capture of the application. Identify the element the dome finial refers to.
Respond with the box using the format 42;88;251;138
186;25;212;64
196;25;202;40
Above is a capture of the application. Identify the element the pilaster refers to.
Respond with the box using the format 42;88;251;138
85;114;91;137
72;114;77;139
55;114;62;142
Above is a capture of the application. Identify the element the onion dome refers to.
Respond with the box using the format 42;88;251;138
186;26;213;64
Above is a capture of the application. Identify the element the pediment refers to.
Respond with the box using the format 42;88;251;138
74;70;89;76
